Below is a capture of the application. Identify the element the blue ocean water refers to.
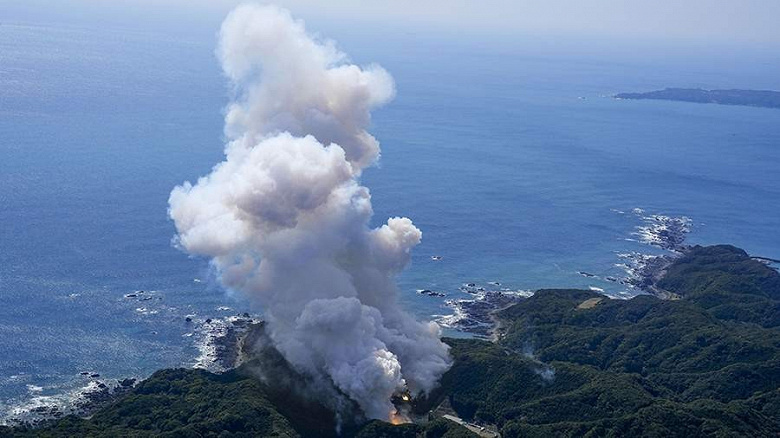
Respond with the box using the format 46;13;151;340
1;21;779;415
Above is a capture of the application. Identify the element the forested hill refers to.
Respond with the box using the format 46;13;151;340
417;245;780;437
5;245;780;437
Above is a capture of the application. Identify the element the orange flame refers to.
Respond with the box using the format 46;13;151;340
389;410;410;425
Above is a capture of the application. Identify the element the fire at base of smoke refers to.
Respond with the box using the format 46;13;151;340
168;4;451;421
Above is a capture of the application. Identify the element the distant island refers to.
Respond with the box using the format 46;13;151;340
615;88;780;109
5;244;780;437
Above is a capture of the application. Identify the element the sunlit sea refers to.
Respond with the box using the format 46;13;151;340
1;21;779;417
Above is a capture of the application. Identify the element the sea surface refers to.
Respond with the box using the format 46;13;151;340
1;21;779;419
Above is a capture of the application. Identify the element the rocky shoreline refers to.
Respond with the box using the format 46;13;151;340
437;210;696;337
3;377;137;429
436;285;532;338
614;211;694;299
193;314;263;372
3;209;748;425
2;313;264;428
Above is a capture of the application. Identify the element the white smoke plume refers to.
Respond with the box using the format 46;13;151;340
169;4;451;421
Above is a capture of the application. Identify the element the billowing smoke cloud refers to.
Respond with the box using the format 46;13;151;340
169;4;451;420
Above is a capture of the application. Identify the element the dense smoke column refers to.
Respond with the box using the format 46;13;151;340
168;4;451;420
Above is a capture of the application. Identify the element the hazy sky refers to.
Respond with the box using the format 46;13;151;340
279;0;780;44
4;0;780;47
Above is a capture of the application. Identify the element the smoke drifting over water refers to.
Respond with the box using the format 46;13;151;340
168;4;451;420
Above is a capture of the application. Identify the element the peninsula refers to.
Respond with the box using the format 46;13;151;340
615;88;780;109
5;244;780;437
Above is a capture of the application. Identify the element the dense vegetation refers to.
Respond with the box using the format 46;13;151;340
4;368;319;437
2;367;476;438
5;245;779;437
417;245;780;437
615;88;780;109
